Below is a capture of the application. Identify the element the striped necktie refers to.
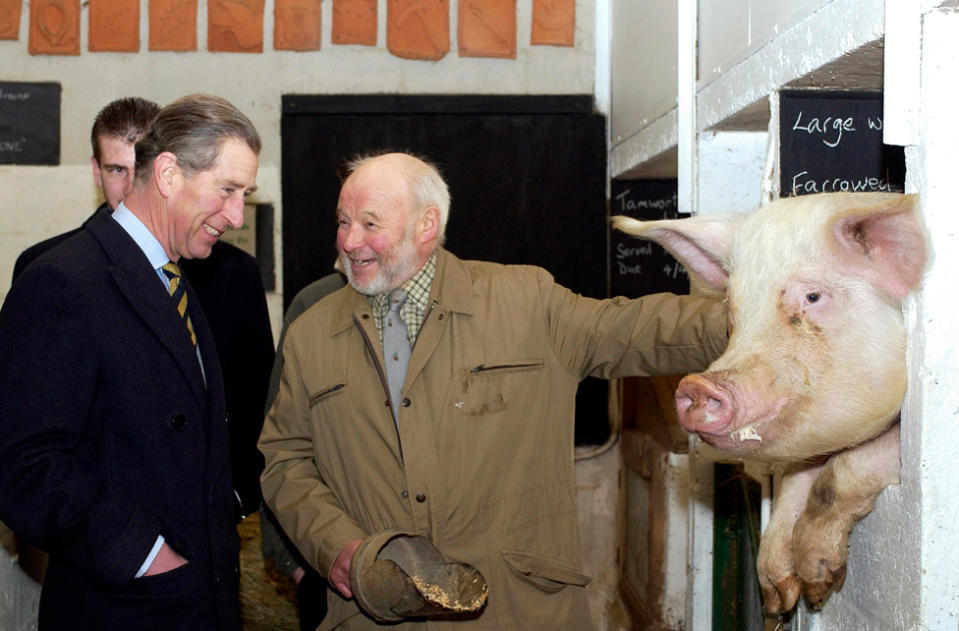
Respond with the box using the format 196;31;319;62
161;262;197;346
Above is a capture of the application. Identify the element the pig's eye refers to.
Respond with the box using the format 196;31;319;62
806;292;821;304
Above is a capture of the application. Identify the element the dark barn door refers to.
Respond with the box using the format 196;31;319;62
280;94;609;445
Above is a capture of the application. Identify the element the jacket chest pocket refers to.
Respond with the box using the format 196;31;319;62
450;359;545;417
309;382;346;408
307;380;351;434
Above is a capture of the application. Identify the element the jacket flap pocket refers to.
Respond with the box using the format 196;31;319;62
502;549;591;593
309;382;346;408
470;359;544;374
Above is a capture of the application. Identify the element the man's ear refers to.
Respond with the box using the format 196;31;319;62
91;157;103;187
416;206;440;244
153;152;180;199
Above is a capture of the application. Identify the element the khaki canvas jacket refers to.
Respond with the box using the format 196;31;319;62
260;248;727;630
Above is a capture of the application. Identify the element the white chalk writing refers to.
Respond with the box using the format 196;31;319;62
0;137;27;152
613;188;677;212
0;89;31;101
663;262;687;280
790;170;893;195
617;261;642;275
616;242;652;259
791;111;856;148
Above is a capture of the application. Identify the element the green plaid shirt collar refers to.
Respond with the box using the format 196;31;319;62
369;252;436;345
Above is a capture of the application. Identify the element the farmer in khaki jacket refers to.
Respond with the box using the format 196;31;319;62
259;152;727;630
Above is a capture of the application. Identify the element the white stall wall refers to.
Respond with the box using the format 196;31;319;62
698;0;829;85
610;0;676;144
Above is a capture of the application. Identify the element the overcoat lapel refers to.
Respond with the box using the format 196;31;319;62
85;210;209;410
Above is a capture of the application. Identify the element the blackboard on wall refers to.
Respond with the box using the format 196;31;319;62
0;82;60;165
779;90;905;197
610;179;690;298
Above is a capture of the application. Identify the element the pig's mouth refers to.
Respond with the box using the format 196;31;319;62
694;424;765;452
675;371;790;453
730;424;763;442
694;405;787;453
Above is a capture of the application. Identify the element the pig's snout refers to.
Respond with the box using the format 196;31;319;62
675;373;734;435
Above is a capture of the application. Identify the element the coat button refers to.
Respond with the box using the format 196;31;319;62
401;398;411;407
415;493;426;503
401;490;409;498
172;414;187;428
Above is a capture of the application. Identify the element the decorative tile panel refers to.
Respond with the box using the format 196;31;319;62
458;0;515;58
149;0;198;51
275;0;322;51
29;0;79;54
89;0;139;51
332;0;376;46
387;0;449;61
531;0;573;46
0;0;22;40
209;0;265;52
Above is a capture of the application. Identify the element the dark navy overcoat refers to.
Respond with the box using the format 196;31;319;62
0;208;240;630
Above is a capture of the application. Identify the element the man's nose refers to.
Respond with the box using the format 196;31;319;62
340;224;362;251
225;197;245;229
122;172;135;197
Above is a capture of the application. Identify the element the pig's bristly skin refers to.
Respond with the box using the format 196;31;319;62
612;192;927;614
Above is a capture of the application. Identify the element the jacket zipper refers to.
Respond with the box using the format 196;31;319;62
470;361;542;373
309;383;344;407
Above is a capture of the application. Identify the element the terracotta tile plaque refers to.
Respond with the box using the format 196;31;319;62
387;0;448;61
0;0;23;40
209;0;264;52
149;0;198;51
29;0;79;55
89;0;139;51
531;0;573;46
458;0;514;58
332;0;376;46
275;0;321;50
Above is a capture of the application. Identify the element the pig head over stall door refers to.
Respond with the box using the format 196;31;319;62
613;192;928;614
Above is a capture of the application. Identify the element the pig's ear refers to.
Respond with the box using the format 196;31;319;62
611;214;740;294
830;194;928;300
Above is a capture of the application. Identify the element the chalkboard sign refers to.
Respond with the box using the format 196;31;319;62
0;82;60;165
610;179;690;298
779;90;904;197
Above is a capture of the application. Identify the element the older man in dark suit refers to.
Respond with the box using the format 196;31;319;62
0;94;260;630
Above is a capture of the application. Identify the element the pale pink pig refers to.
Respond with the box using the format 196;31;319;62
612;192;927;613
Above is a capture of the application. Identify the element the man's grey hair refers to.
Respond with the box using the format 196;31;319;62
134;94;261;184
341;151;451;243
